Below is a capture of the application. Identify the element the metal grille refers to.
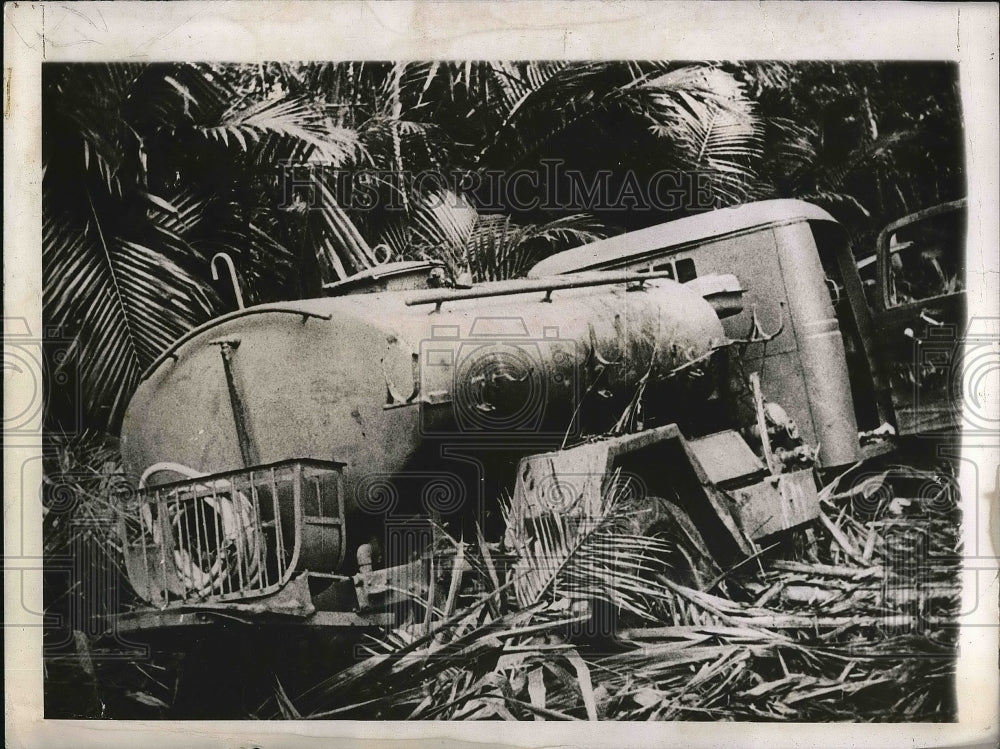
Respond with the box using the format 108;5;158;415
117;460;340;608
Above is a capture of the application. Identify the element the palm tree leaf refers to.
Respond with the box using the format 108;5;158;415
43;187;215;426
401;191;605;283
308;175;378;279
503;472;676;619
638;66;764;207
44;63;149;197
199;95;365;166
476;61;630;167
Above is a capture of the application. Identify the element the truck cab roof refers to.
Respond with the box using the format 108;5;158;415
528;199;842;277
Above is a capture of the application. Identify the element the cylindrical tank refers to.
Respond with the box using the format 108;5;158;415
121;277;726;531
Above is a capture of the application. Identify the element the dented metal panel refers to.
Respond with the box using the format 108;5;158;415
728;468;821;540
687;430;766;487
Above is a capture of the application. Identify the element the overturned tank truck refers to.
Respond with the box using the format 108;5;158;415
112;243;850;633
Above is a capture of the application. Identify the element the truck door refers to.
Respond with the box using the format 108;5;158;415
873;199;967;435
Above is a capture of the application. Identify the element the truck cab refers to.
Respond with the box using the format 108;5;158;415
528;198;969;457
529;200;870;467
869;199;967;435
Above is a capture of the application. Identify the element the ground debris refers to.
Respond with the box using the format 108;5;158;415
287;460;960;722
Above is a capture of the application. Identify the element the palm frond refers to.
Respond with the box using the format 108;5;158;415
409;190;480;251
821;129;916;191
199;95;366;166
394;190;477;280
307;174;379;279
503;472;676;620
373;216;414;259
764;116;819;178
284;460;959;722
43;187;216;426
476;61;633;168
464;213;597;282
475;61;763;206
796;191;872;221
43;63;148;197
640;66;764;207
401;191;604;282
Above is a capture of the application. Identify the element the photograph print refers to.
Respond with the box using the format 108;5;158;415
39;57;974;722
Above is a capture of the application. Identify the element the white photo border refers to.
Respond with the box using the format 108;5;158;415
5;2;998;747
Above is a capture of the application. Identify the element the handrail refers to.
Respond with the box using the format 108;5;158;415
404;270;678;312
210;253;245;310
141;306;332;382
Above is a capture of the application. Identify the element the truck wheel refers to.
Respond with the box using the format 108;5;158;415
630;496;722;591
578;496;724;638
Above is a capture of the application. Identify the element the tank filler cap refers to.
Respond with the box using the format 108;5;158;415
321;261;446;296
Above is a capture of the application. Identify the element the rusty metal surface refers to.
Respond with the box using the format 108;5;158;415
673;436;756;559
827;228;896;429
510;424;757;563
876;198;968;266
511;435;619;524
684;274;746;319
868;199;968;436
527;203;863;468
774;221;860;467
353;555;446;612
321;260;442;296
210;338;259;467
107;609;394;634
107;578;394;634
110;572;316;634
140;305;334;381
404;269;678;308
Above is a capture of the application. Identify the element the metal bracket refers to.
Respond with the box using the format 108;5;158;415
209;337;259;468
749;372;778;476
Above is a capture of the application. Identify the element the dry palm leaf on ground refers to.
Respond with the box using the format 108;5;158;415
286;462;960;721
